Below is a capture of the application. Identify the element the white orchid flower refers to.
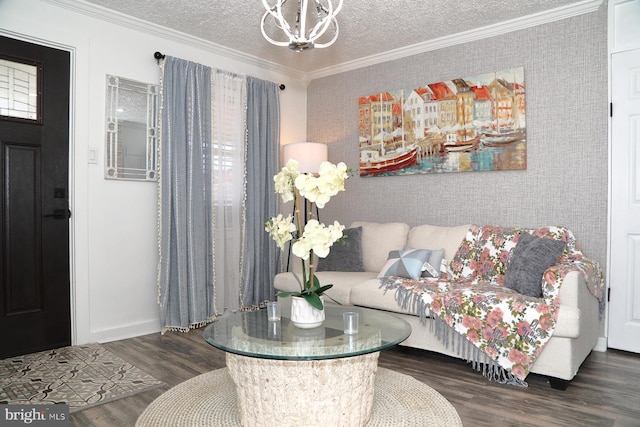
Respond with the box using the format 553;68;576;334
264;214;296;250
266;160;349;298
274;159;300;203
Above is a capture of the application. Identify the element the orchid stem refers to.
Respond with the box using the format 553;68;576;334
294;188;308;289
306;198;315;291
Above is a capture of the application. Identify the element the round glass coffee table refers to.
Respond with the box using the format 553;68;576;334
203;304;411;427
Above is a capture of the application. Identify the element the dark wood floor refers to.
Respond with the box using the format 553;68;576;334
70;329;640;427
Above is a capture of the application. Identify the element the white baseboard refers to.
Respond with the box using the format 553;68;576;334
594;336;608;352
90;319;161;344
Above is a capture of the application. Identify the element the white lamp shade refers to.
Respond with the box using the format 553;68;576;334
282;142;328;174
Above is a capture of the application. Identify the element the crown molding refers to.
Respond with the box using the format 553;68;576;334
306;0;604;81
41;0;307;81
40;0;603;83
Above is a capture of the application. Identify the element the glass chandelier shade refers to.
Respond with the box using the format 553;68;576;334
261;0;343;52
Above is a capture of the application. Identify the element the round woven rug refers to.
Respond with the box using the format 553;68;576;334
136;367;462;427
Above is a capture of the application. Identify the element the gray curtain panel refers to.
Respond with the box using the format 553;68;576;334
241;77;281;307
158;56;215;332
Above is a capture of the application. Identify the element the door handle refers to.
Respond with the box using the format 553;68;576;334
43;209;72;220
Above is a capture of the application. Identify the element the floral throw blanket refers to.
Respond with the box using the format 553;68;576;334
381;225;605;386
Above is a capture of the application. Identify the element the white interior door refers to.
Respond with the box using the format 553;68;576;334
609;48;640;353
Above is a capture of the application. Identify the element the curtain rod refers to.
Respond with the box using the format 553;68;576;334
152;51;285;90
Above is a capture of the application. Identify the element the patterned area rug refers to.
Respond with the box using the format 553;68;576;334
0;343;163;412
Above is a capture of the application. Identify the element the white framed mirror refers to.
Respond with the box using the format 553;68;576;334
105;75;158;181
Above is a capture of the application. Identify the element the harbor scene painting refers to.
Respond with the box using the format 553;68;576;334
358;67;526;177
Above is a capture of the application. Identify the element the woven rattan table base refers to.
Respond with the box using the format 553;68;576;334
226;351;379;426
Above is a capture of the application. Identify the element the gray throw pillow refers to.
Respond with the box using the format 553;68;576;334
504;232;566;298
316;227;364;272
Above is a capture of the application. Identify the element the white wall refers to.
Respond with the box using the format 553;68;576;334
0;0;307;344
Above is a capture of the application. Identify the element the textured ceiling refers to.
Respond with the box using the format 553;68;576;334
82;0;588;74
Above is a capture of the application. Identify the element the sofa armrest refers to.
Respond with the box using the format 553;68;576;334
555;270;583;307
542;259;605;305
550;266;601;341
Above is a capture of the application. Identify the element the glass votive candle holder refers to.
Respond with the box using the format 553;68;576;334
266;301;281;321
268;320;281;340
343;311;359;334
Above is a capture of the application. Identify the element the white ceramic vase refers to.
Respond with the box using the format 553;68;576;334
290;296;325;328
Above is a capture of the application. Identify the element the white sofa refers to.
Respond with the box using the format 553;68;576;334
274;222;602;389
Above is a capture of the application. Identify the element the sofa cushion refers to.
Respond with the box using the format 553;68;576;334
273;271;377;305
407;224;471;262
378;249;431;280
350;279;419;316
350;222;410;272
317;227;364;272
504;232;566;298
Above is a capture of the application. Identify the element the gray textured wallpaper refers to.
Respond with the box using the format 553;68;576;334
307;5;608;272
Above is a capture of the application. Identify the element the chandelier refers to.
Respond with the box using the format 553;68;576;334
261;0;344;52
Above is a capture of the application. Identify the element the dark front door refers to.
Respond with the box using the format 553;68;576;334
0;36;71;358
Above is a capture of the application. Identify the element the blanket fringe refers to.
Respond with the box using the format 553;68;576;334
430;311;528;387
379;278;430;323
